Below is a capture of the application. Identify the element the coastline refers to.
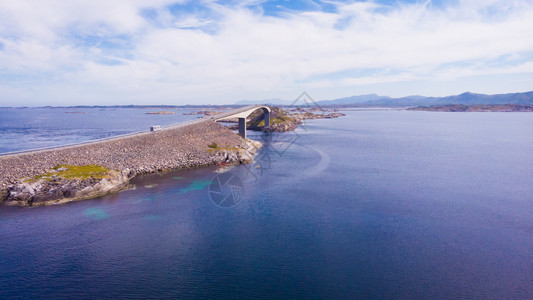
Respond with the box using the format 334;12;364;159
0;120;261;206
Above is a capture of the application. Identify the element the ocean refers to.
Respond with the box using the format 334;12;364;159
0;110;532;298
0;107;200;154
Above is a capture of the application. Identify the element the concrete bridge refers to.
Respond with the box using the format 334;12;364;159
213;105;271;138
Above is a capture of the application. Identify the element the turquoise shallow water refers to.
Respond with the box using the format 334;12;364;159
0;111;532;298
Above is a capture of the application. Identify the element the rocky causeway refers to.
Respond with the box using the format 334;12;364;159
0;120;261;206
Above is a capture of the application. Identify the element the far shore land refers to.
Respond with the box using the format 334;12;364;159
407;104;533;112
2;103;533;113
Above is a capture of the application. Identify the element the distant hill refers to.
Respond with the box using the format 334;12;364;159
316;91;533;107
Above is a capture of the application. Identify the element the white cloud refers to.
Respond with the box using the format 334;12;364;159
0;0;532;105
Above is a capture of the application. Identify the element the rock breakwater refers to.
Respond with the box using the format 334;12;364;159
0;120;261;206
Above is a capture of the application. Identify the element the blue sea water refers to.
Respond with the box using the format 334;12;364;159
0;107;200;154
0;110;532;298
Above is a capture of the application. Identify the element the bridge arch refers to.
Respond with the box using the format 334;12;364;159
213;105;271;138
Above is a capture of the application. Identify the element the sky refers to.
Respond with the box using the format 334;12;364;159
0;0;532;106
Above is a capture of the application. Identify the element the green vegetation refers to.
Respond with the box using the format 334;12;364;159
256;115;293;126
206;143;241;153
250;107;294;127
28;165;112;182
247;109;267;119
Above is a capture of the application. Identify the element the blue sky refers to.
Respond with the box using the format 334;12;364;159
0;0;532;106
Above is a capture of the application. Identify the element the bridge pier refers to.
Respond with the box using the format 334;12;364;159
263;110;270;127
238;118;247;139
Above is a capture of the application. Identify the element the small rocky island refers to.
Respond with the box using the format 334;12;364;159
146;111;176;115
183;110;221;116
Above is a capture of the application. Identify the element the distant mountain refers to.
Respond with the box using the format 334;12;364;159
316;91;533;107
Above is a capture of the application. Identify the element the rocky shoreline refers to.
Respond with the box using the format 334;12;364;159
0;120;261;206
6;169;133;207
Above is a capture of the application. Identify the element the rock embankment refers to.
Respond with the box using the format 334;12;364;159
0;120;261;206
6;169;132;206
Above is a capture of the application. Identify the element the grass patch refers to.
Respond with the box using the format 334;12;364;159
206;144;241;153
27;165;112;182
249;107;294;127
53;165;111;180
256;116;293;127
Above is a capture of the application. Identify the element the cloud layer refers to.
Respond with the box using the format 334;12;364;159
1;0;532;105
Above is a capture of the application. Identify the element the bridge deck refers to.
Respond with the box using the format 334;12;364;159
211;105;271;139
213;105;270;121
